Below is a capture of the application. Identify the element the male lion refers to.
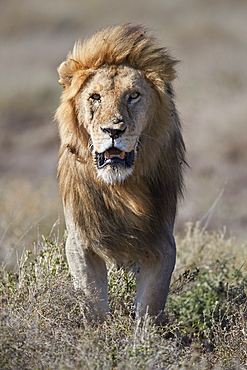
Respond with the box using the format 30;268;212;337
56;24;185;322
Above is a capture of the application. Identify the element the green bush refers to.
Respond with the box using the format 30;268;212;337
168;260;246;339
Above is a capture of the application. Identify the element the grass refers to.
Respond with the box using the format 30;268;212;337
1;224;246;369
0;177;63;269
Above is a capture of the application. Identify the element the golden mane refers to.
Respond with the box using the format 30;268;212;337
58;24;177;89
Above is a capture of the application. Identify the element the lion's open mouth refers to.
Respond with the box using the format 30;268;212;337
96;147;134;169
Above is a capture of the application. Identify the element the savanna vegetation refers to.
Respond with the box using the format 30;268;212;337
1;224;246;369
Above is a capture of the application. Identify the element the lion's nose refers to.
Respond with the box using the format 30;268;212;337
101;126;126;139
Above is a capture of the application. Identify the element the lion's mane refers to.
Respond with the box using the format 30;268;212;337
56;24;185;263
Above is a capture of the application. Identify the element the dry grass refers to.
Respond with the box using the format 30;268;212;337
1;225;246;369
0;177;63;269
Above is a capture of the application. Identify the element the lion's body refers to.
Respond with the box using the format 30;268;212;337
56;25;185;321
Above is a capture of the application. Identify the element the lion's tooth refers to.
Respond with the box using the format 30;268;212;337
105;151;110;159
119;151;125;159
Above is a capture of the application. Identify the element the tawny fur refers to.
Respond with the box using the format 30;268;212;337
56;24;185;321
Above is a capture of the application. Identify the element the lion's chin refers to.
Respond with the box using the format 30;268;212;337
97;165;133;185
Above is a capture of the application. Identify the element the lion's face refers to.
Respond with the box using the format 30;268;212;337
76;65;155;184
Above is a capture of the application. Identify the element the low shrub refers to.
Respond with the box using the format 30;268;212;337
0;226;246;369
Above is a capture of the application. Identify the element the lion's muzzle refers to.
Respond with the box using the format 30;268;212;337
96;147;134;169
101;126;126;139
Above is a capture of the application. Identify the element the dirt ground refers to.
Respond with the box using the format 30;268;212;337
0;0;247;265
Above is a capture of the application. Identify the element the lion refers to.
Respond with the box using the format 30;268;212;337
55;24;185;322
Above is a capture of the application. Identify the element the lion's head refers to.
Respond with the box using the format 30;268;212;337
56;24;182;187
75;64;159;184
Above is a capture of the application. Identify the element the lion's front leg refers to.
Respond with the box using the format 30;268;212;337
65;235;109;322
135;238;176;322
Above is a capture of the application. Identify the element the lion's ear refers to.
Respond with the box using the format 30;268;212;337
58;61;72;87
57;59;81;88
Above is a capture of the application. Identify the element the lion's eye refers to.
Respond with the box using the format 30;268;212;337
90;93;101;101
128;92;140;103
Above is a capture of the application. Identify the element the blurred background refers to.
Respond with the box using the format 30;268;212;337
1;0;247;267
